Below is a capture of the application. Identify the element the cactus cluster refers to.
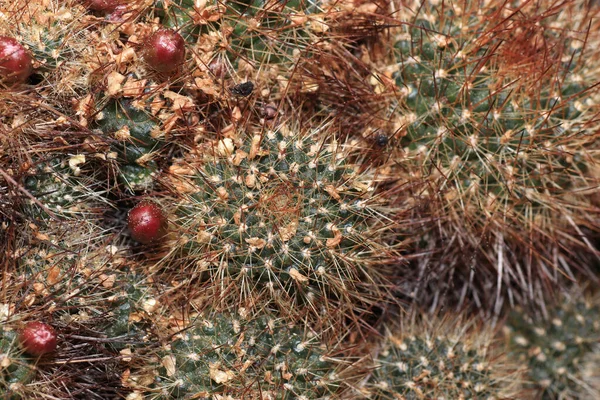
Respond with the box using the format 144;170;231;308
0;0;599;399
162;122;400;322
132;310;344;398
505;292;600;399
378;0;600;307
360;312;522;399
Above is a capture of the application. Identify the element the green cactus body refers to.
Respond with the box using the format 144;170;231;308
364;314;521;399
23;156;104;221
103;272;155;351
0;328;36;399
393;10;590;214
158;0;322;75
386;0;600;305
506;294;600;399
95;96;161;191
169;124;397;319
150;312;340;398
3;1;94;90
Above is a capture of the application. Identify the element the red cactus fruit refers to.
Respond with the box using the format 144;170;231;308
19;321;58;356
142;29;186;73
128;201;168;244
0;36;33;84
82;0;125;12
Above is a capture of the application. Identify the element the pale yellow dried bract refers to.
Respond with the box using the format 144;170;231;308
106;71;126;96
279;220;298;242
249;134;262;160
209;363;236;384
197;230;213;243
122;78;147;98
326;227;342;248
47;265;61;286
245;173;256;188
114;125;131;141
232;150;248;166
99;273;116;289
164;91;195;113
245;237;266;249
161;355;177;377
324;185;341;200
217;138;235;157
289;267;309;283
0;355;12;368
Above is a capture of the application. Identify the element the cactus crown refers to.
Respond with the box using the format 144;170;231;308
390;1;596;225
364;313;522;399
165;120;399;321
506;293;600;399
146;310;342;398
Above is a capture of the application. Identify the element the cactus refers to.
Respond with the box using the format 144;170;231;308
378;0;600;307
157;0;335;99
0;325;37;399
361;311;523;399
22;154;107;221
94;93;163;192
0;0;97;96
163;120;400;323
4;219;158;398
3;0;600;399
505;291;600;399
134;310;345;399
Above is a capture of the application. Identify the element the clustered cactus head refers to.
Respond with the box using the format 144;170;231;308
376;0;600;308
359;311;523;399
505;290;600;399
2;0;600;398
127;309;350;399
1;215;161;398
160;119;402;325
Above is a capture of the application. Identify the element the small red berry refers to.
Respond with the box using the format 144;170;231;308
19;321;57;356
82;0;124;12
143;29;186;73
128;201;168;244
0;36;33;84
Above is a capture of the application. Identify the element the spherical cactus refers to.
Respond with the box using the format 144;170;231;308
0;36;33;84
19;321;57;357
142;29;186;73
143;311;345;398
382;0;600;307
128;201;169;244
164;121;401;323
505;291;600;399
361;311;523;399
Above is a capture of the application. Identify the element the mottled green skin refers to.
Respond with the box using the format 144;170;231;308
0;329;36;399
176;128;389;309
507;298;600;399
23;157;99;221
392;9;592;223
95;97;160;191
369;333;503;399
153;313;337;398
